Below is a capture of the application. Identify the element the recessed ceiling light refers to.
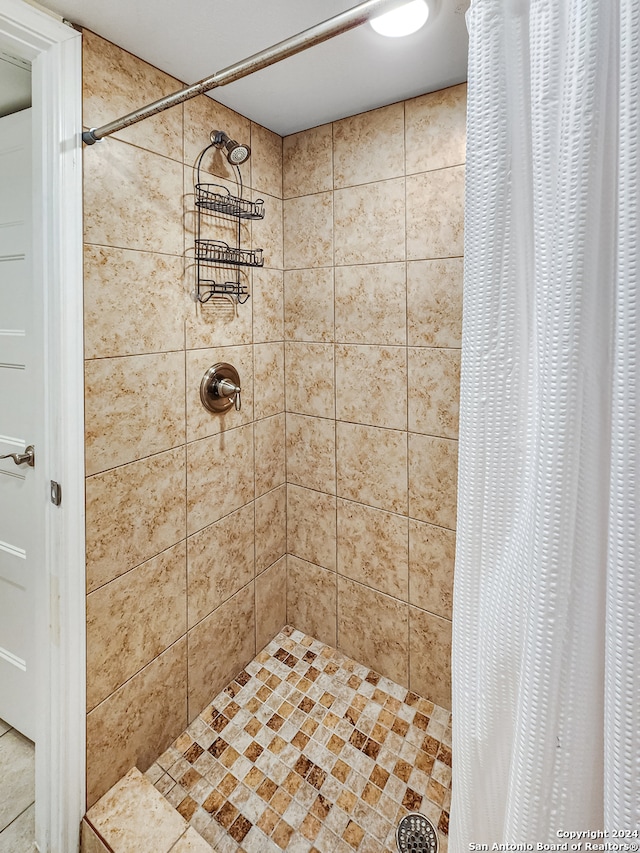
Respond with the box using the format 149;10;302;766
370;0;430;37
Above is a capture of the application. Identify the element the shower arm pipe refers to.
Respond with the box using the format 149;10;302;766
82;0;404;145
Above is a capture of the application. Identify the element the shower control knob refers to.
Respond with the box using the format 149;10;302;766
215;378;242;411
200;363;242;414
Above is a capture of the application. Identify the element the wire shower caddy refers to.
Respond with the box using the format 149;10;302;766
193;138;265;305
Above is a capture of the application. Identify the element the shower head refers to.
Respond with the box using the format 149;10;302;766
211;130;251;165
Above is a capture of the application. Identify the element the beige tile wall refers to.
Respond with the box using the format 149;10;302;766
82;25;464;804
82;31;286;807
282;85;466;711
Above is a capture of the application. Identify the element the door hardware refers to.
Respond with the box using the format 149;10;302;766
0;445;35;467
50;480;62;506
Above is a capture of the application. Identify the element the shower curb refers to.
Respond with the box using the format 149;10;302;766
81;767;211;852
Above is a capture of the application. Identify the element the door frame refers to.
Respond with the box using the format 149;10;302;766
0;2;84;852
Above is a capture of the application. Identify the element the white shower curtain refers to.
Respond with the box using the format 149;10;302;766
452;0;639;847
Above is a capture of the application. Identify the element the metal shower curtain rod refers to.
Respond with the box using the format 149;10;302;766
82;0;403;145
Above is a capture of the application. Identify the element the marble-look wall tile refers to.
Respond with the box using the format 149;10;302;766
283;124;333;198
187;503;255;628
250;122;283;198
334;179;405;266
286;413;336;494
285;342;335;419
405;84;467;174
333;102;404;189
83;32;291;808
254;342;285;419
287;556;337;646
86;542;187;710
283;193;333;269
409;520;455;619
252;192;283;271
334;263;406;346
187;584;255;719
84;246;185;359
284;268;334;342
409;607;452;710
85;351;185;476
408;347;460;439
185;295;253;350
336;422;407;514
280;86;466;705
407;258;463;348
84;139;184;256
335;344;407;430
186;424;254;534
408;434;458;529
85;448;186;593
337;577;408;687
406;167;464;260
337;500;408;600
183;94;251;183
287;484;337;571
256;557;287;650
186;344;253;441
86;638;188;807
254;413;286;496
255;484;287;572
252;268;284;343
82;30;184;162
84;65;466;770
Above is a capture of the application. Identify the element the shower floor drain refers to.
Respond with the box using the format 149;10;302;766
396;812;439;853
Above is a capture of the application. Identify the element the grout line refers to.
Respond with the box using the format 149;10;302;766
281;159;465;200
281;255;464;268
334;573;452;624
330;118;340;651
252;361;258;658
287;483;456;530
87;538;188;597
283;245;290;626
87;633;187;716
83;241;184;259
87;416;271;480
286;411;459;444
0;800;36;838
85;443;186;480
404;98;412;692
84;347;186;362
182;209;189;699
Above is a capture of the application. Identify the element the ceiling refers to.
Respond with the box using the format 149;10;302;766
38;0;469;136
0;53;31;119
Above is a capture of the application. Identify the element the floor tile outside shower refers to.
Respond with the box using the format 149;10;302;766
0;719;35;853
145;627;452;852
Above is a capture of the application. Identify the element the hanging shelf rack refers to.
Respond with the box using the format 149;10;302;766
196;280;250;303
195;183;264;220
195;239;264;268
193;136;263;305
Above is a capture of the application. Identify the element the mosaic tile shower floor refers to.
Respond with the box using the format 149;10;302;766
146;627;452;853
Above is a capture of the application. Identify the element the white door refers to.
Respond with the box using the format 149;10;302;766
0;107;39;742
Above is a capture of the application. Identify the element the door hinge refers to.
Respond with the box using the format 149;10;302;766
50;480;62;507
